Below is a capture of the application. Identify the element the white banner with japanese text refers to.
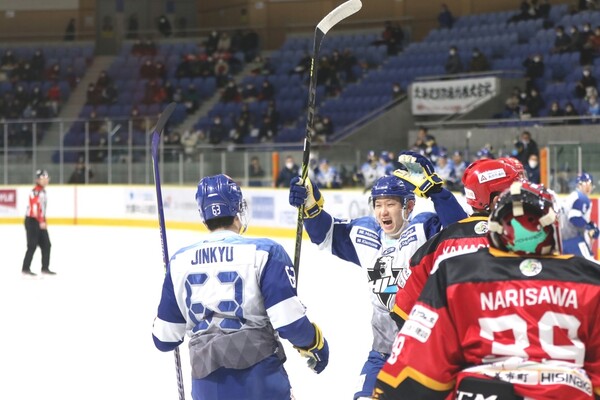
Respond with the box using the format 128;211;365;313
410;76;499;115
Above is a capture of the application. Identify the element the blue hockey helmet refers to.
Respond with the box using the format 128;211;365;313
195;174;248;229
577;172;593;185
369;175;414;207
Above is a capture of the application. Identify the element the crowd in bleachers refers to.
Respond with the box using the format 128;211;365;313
0;44;90;149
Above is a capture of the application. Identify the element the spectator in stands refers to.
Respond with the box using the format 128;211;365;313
68;156;94;184
130;107;146;132
140;59;157;80
313;115;334;143
221;80;241;102
127;14;139;39
523;53;545;91
183;84;200;114
525;153;541;183
468;48;490;72
1;49;17;71
449;151;467;191
100;82;118;105
575;67;598;99
248;156;266;187
438;4;454;29
548;100;565;123
258;115;276;142
242;82;259;101
290;52;312;78
258;79;275;101
392;82;405;99
64;18;76;41
582;26;600;64
181;130;201;161
275;155;299;188
568;26;585;53
214;58;230;87
413;126;437;158
434;154;454;184
586;94;600;121
564;101;581;124
157;15;172;37
525;87;544;117
229;113;250;144
264;101;280;131
315;159;342;189
47;81;61;116
217;32;232;52
143;79;167;104
444;45;463;75
205;30;220;54
538;0;551;20
552;25;571;54
30;49;45;81
515;130;539;166
207;115;226;145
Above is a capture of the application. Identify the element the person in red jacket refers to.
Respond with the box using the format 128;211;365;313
391;158;522;327
22;169;55;276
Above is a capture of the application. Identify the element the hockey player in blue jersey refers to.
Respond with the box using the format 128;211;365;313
289;151;466;399
152;174;329;400
561;172;599;260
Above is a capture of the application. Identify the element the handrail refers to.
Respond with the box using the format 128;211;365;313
418;114;600;129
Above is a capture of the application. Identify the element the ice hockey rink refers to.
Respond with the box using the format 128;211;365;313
1;224;373;400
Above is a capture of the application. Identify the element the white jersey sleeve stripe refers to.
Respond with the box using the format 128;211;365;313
267;296;307;329
152;317;186;343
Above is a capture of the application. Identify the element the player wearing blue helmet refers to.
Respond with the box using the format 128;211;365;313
289;151;467;399
561;172;599;260
153;174;329;400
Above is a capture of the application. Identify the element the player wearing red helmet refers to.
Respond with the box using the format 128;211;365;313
375;181;600;400
390;158;522;327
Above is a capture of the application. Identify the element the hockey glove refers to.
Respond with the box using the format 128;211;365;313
289;176;324;218
394;151;443;198
587;221;600;239
294;323;329;374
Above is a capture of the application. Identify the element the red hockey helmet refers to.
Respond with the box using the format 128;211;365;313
499;157;527;180
488;181;561;255
462;158;521;211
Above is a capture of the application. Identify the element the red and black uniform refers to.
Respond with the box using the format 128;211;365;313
375;248;600;399
392;215;490;325
22;183;51;273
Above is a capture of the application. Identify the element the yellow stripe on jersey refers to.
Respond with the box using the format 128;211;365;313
377;365;455;392
391;304;409;321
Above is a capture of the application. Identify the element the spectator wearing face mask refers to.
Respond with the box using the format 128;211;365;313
525;153;541;183
551;25;571;53
468;48;490;72
444;45;463;75
523;53;544;91
575;67;598;99
275;155;299;187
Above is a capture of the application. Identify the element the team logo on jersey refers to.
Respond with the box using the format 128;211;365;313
473;221;488;235
369;254;400;308
519;259;542;276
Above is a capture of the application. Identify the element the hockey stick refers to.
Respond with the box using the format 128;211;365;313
293;0;363;277
150;102;186;400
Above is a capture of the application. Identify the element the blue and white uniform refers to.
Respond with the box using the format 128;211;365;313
301;189;466;399
561;188;594;259
152;230;315;400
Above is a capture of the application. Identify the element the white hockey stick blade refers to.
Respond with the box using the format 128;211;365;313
316;0;362;35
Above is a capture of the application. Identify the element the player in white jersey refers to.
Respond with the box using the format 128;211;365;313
152;174;329;400
561;173;599;260
289;151;467;399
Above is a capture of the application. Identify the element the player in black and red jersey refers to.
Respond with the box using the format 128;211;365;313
22;169;56;276
391;157;522;327
374;181;600;400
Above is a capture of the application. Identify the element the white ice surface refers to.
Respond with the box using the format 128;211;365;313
1;225;373;400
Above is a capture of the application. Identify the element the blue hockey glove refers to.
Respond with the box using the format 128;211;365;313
294;323;329;374
394;151;443;198
586;221;600;239
289;176;324;218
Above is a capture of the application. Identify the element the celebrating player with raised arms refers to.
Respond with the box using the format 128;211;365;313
289;151;466;399
391;158;522;328
374;181;600;400
152;174;328;400
561;172;599;260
